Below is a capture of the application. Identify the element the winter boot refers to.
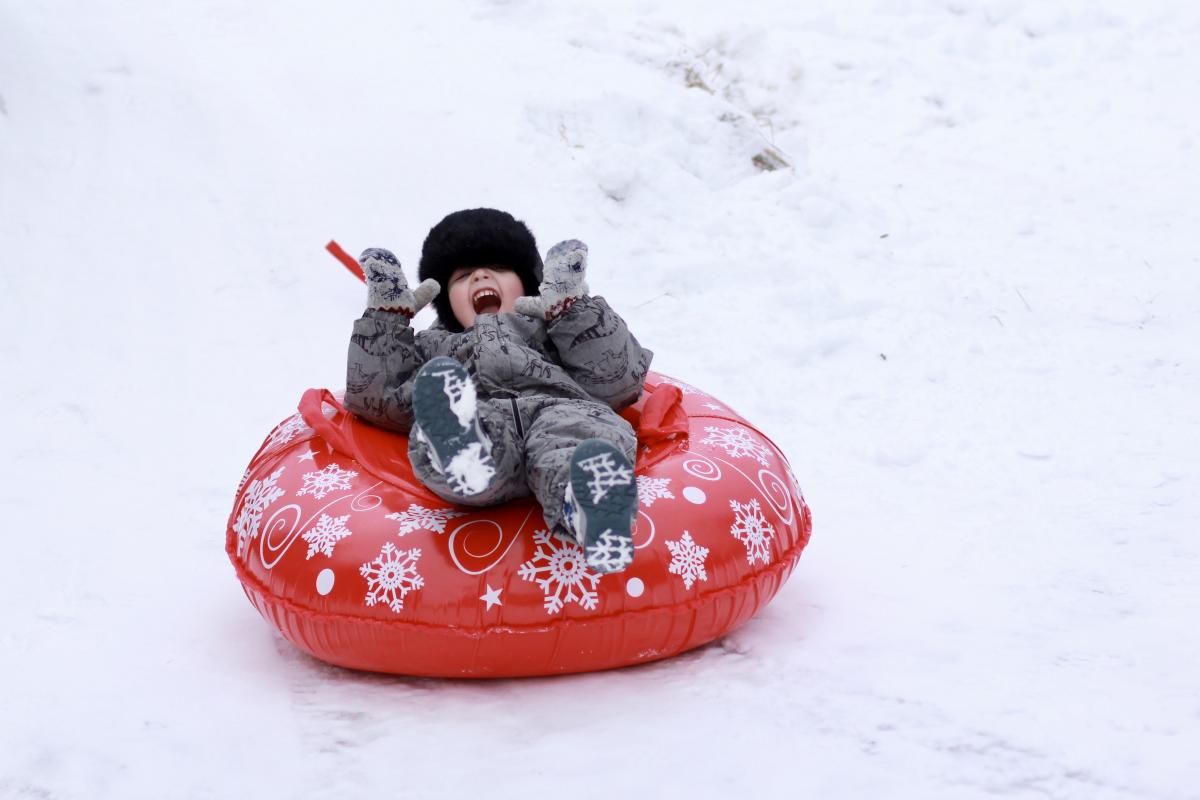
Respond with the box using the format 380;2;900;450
563;438;637;574
412;357;496;496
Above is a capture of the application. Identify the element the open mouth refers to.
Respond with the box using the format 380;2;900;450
471;287;502;315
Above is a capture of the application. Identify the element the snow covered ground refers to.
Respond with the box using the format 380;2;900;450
3;1;1198;797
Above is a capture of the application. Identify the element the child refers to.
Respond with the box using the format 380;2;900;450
345;208;653;574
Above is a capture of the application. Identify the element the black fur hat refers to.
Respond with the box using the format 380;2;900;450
418;208;542;332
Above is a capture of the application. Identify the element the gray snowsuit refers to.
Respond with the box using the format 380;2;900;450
345;296;653;538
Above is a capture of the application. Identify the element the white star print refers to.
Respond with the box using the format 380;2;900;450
298;449;318;462
479;584;503;610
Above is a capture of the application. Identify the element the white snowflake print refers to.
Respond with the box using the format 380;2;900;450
360;542;424;613
518;530;601;614
637;476;674;507
296;464;358;500
233;466;286;557
385;503;468;536
265;414;311;451
729;498;775;565
701;425;770;467
577;451;633;503
665;531;709;589
301;513;353;559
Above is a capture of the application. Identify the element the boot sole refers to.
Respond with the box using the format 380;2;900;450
413;357;493;495
568;438;637;574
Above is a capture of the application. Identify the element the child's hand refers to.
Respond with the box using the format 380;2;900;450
515;239;589;321
361;247;440;316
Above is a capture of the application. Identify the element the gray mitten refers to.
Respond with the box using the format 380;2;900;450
361;247;440;316
515;239;589;321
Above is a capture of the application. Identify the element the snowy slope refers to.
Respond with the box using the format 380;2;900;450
2;1;1198;798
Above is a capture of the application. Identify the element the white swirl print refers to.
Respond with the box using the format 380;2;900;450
634;508;657;551
682;455;722;482
681;451;793;527
259;482;384;570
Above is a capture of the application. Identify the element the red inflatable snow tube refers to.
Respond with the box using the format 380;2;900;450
226;373;812;677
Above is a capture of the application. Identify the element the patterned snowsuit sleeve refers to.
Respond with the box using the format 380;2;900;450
545;295;653;411
345;310;442;433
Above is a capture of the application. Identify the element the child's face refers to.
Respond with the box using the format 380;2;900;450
447;265;525;329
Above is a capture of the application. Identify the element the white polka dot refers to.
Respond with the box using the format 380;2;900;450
316;569;335;595
626;577;645;598
683;486;707;504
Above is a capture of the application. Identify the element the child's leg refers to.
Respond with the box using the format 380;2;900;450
522;398;638;568
409;359;530;506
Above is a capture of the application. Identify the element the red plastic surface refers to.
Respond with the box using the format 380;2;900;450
225;373;812;677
